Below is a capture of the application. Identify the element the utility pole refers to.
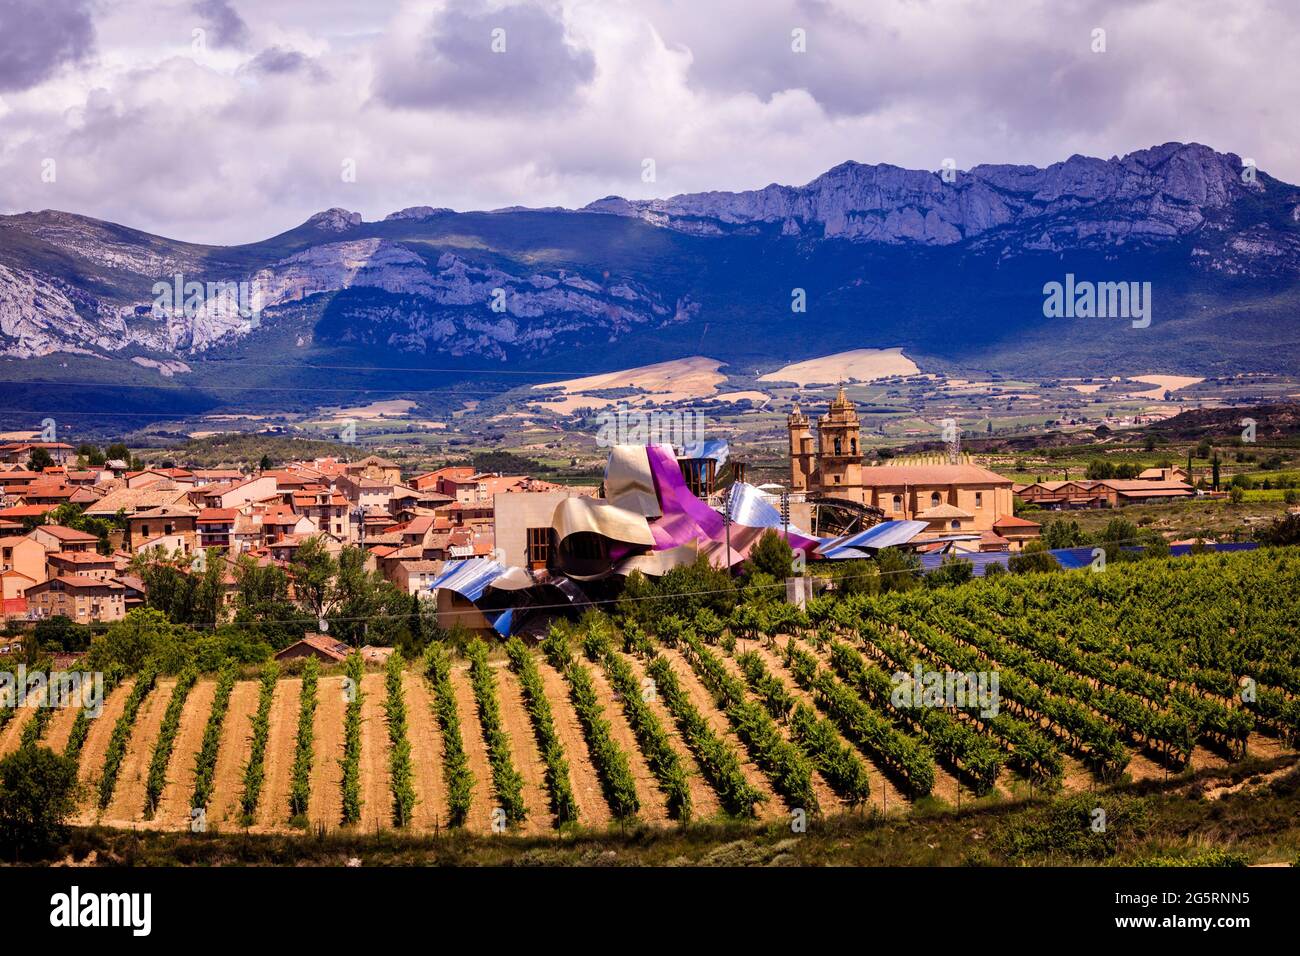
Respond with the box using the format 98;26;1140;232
723;485;732;570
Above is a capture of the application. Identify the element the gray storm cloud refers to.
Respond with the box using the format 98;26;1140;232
374;1;595;110
0;0;94;92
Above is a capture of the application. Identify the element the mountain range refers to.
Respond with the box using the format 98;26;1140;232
2;141;1298;426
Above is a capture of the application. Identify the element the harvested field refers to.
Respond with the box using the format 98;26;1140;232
654;645;784;821
403;672;446;830
307;676;347;831
42;700;83;753
447;665;496;833
620;651;723;820
208;679;260;826
103;681;175;826
76;681;133;795
583;659;670;825
494;665;553;834
536;659;612;828
0;705;39;757
358;673;391;833
253;678;301;831
154;680;217;828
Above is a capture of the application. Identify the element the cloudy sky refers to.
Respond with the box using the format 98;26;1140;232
0;0;1293;244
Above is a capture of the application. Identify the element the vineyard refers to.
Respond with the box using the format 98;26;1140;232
2;550;1296;836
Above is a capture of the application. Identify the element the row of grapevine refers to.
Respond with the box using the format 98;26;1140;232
143;667;199;818
636;643;765;818
541;626;640;820
734;650;871;805
675;631;820;813
287;658;319;820
505;637;579;827
98;668;158;810
383;652;417;827
64;668;121;761
782;641;936;797
190;664;238;813
854;621;1063;786
240;663;280;819
466;639;527;826
825;640;1004;795
339;652;364;826
582;625;694;822
423;645;473;827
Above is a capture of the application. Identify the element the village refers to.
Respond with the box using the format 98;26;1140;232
0;386;1254;654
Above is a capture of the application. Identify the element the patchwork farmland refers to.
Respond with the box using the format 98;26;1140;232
3;551;1297;836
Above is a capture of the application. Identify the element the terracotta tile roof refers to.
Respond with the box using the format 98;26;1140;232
31;525;98;542
992;514;1042;529
36;573;125;590
915;503;974;519
859;464;1013;486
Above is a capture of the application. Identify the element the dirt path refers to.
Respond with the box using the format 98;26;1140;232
536;658;612;829
104;681;175;825
448;665;497;834
583;658;670;825
653;645;784;820
753;640;908;815
42;698;83;753
358;672;391;833
75;680;133;800
494;664;552;834
0;704;39;756
253;678;301;831
716;641;845;818
403;672;446;830
620;651;723;821
155;680;217;828
209;679;259;826
307;676;347;831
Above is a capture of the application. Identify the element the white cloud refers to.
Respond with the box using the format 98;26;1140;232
0;0;1290;244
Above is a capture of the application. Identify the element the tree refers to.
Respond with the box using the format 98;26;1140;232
1257;513;1300;546
290;536;337;621
232;556;310;648
83;608;190;674
747;528;794;580
926;554;973;588
1008;540;1059;574
105;443;130;463
875;547;922;593
1229;486;1244;505
1212;453;1221;491
76;443;105;467
1097;516;1140;562
0;746;80;858
32;615;92;652
259;454;273;472
1085;459;1115;480
26;447;53;472
1040;518;1088;549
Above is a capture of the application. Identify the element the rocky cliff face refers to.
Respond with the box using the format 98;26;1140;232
0;142;1296;369
584;143;1284;264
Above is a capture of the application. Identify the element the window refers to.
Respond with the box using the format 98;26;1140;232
930;492;941;508
834;438;842;455
892;494;902;512
526;527;554;568
951;520;961;530
850;438;857;454
975;492;983;508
